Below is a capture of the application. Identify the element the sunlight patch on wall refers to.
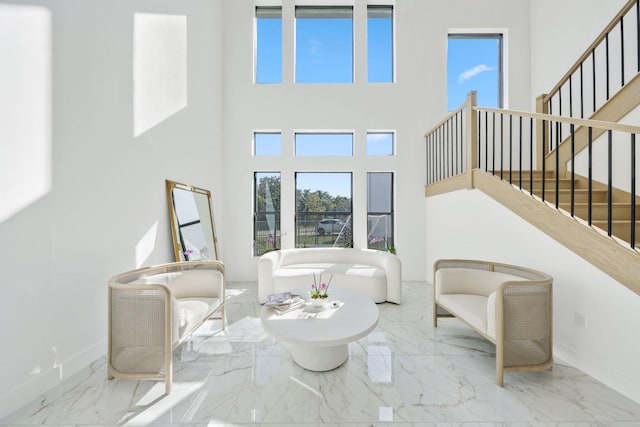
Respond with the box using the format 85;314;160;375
135;220;158;268
0;4;52;223
133;13;187;137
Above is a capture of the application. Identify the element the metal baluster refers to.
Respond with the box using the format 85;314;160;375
621;16;625;87
529;117;533;196
588;127;593;225
454;114;458;175
632;133;637;249
484;111;488;171
448;119;452;178
608;130;613;236
519;116;523;190
428;135;432;184
605;32;610;100
592;49;597;114
509;115;513;184
492;112;496;175
500;114;504;180
637;0;640;72
580;62;584;118
436;128;440;181
555;121;560;209
542;120;546;202
569;74;573;118
571;124;575;217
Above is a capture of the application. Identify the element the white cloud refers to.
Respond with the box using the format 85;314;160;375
457;64;493;84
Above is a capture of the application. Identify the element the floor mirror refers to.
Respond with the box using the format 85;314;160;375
166;179;219;261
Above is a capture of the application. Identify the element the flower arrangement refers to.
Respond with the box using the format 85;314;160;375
309;272;332;299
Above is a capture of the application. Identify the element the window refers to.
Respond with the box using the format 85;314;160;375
254;172;281;256
295;172;352;248
367;172;394;252
256;7;282;84
447;34;503;110
367;6;393;83
295;133;353;156
367;132;394;155
295;6;353;83
254;132;282;156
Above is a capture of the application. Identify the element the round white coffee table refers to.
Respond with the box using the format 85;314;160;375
260;288;379;371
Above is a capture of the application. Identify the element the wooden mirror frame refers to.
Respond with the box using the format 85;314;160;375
166;179;219;261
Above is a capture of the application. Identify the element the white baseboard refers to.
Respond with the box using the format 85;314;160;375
0;340;106;420
554;342;640;405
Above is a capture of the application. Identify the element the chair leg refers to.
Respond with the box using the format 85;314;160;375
433;303;438;327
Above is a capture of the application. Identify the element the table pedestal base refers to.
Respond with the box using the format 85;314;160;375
290;344;349;371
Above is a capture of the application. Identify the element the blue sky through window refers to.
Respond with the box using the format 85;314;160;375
296;7;353;83
368;6;393;83
256;8;282;83
367;132;394;155
255;133;282;155
447;36;501;111
295;133;353;156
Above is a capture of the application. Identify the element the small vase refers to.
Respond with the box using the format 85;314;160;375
311;297;328;307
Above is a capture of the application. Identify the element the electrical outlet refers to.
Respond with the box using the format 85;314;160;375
574;312;588;329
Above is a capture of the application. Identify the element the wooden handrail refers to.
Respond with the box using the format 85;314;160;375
474;106;640;135
424;101;466;138
543;0;638;103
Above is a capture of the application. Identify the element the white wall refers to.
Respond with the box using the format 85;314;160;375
221;0;532;282
529;0;628;103
530;0;640;211
426;189;640;404
0;0;224;418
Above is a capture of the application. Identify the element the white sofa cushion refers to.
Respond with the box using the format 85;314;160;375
173;297;221;343
259;247;401;304
130;270;223;299
436;268;524;298
438;294;489;334
273;263;387;303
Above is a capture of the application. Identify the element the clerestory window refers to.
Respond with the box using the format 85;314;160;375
295;6;354;83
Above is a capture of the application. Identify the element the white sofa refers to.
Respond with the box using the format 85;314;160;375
433;259;553;386
258;247;401;304
108;261;225;394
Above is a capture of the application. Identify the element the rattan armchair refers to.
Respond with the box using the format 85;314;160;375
434;259;553;385
107;260;225;393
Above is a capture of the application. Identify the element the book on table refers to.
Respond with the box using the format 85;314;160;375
265;292;304;313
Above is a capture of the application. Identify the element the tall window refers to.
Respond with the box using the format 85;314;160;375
447;34;503;110
367;172;394;252
256;7;282;84
295;6;353;83
254;172;281;256
367;6;393;83
295;172;352;248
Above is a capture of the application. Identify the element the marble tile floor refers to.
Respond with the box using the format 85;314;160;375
3;281;640;426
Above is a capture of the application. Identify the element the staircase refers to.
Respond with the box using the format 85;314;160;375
496;170;640;246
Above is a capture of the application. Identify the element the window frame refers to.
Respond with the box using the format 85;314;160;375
255;6;283;84
367;5;395;83
367;172;394;252
447;32;505;110
294;172;353;248
254;171;282;256
294;5;355;84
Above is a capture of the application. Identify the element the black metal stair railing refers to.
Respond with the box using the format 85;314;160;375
425;102;466;185
425;98;640;250
543;0;640;143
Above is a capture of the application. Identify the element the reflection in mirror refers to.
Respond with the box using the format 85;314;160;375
166;179;219;261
